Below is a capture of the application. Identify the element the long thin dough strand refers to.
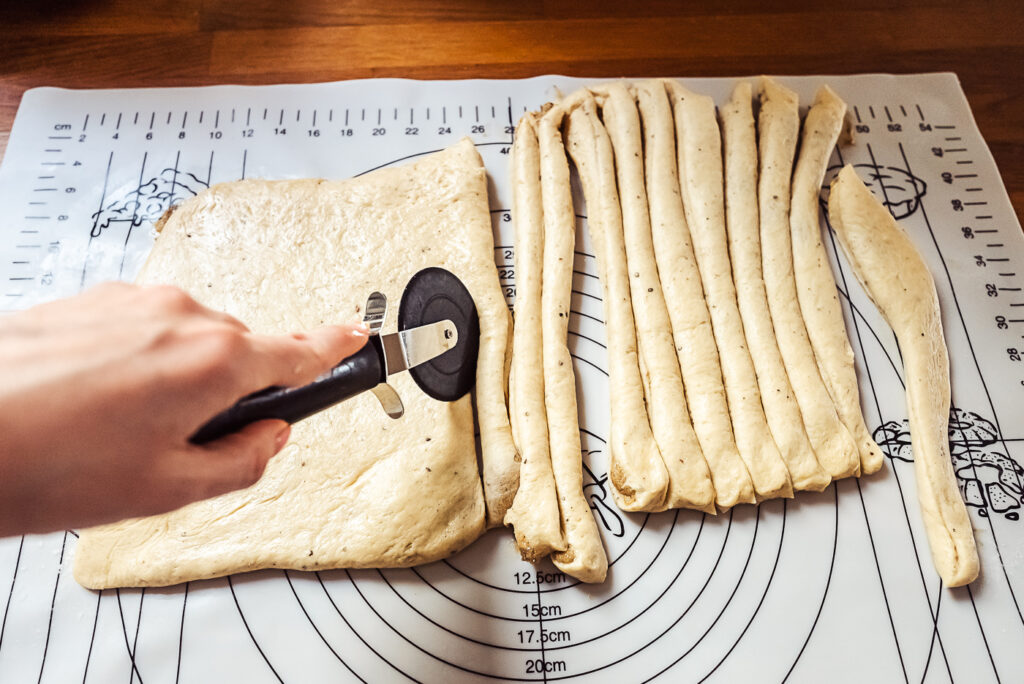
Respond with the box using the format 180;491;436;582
668;81;793;501
720;82;830;493
757;78;861;481
636;80;754;508
539;108;609;582
594;82;715;512
504;112;567;559
790;85;884;476
478;311;519;525
563;94;670;512
828;165;978;586
479;312;519;526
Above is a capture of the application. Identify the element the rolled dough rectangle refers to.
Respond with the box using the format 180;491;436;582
74;140;505;589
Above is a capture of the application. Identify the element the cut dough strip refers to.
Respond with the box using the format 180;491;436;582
480;301;520;527
791;85;884;476
538;108;609;582
593;82;716;513
757;78;861;481
635;80;754;508
505;112;567;560
563;93;670;512
828;165;978;586
668;81;793;501
720;82;830;493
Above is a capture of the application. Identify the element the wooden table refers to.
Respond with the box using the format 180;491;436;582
1;0;1021;220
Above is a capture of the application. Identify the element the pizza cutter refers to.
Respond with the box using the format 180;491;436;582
190;267;479;444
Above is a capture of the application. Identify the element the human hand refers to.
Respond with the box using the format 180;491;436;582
0;282;369;537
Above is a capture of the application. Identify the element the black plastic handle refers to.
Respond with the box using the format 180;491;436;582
189;336;385;445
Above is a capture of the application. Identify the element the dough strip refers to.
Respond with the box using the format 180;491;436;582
668;81;793;501
563;93;669;512
504;112;568;559
479;301;520;527
790;85;884;476
757;78;861;481
720;82;830;493
828;165;978;586
593;82;716;513
539;108;609;582
635;80;754;508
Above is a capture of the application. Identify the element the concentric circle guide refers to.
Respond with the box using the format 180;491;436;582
0;75;1021;682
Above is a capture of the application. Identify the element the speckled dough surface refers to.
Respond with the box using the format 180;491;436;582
668;82;792;501
537;109;608;582
505;113;566;560
635;80;754;509
595;82;715;513
720;82;829;494
791;86;884;477
73;140;505;589
828;165;978;586
757;79;861;482
563;95;669;512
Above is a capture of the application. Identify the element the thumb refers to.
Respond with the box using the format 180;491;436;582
183;420;292;503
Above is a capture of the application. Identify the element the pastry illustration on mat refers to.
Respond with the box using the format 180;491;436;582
90;168;210;238
876;408;1023;521
821;162;928;220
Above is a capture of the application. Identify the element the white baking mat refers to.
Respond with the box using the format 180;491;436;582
0;74;1021;683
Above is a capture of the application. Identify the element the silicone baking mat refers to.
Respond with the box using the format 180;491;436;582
0;74;1021;682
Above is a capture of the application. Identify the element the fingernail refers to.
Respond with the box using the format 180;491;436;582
350;323;370;337
274;425;292;454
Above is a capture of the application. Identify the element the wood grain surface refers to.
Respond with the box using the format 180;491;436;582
1;0;1021;219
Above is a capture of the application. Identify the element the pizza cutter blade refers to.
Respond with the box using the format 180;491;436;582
398;266;480;402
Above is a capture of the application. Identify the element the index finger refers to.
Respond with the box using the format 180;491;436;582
244;323;371;390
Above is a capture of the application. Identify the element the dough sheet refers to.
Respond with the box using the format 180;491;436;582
74;140;501;588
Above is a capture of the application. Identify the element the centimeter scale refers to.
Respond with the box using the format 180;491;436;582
0;75;1021;683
